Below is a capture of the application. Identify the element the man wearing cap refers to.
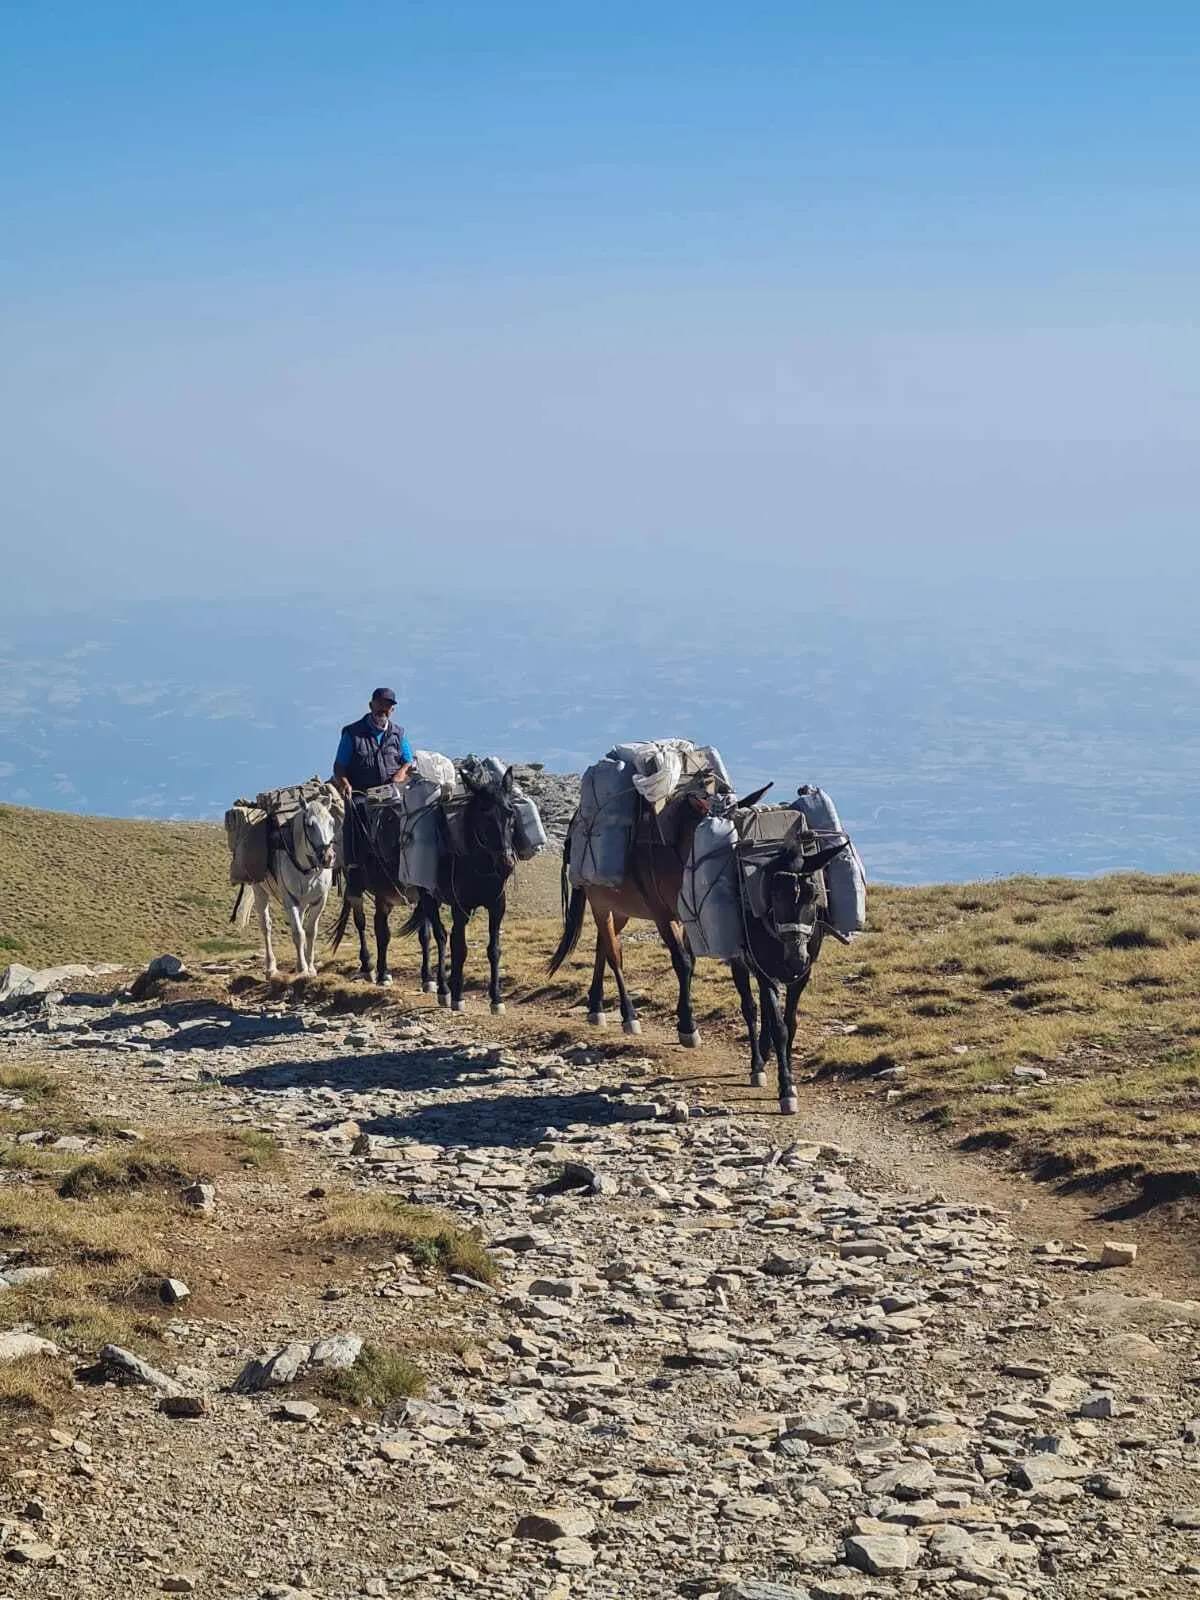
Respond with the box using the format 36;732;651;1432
333;689;414;896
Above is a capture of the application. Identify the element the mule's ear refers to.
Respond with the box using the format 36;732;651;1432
501;765;515;796
799;840;849;876
737;782;773;808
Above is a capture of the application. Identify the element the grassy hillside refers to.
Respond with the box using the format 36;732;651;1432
0;802;562;969
4;801;1200;1201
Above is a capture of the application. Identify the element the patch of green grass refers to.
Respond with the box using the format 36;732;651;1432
323;1344;425;1407
234;1129;282;1167
198;937;254;956
311;1193;497;1282
0;933;24;954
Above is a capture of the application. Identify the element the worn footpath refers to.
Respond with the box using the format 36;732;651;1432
3;976;1200;1600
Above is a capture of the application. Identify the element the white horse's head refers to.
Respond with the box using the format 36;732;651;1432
296;799;337;871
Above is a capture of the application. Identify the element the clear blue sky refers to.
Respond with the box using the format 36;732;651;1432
2;2;1197;608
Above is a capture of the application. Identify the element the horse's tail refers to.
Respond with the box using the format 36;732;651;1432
547;879;587;976
396;892;428;940
230;884;255;929
329;893;353;952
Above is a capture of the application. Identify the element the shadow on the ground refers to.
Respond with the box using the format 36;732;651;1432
221;1046;498;1097
358;1089;634;1149
75;998;307;1051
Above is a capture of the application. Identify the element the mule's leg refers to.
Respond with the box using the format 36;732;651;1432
283;893;308;976
418;913;436;995
585;912;608;1026
759;975;796;1115
303;892;325;975
352;900;371;980
375;899;393;985
426;897;450;1007
254;885;277;978
486;894;506;1014
731;957;766;1088
659;918;698;1046
595;910;638;1034
784;970;811;1055
449;907;469;1011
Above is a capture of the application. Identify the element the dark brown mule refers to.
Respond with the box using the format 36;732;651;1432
548;785;723;1046
549;789;845;1113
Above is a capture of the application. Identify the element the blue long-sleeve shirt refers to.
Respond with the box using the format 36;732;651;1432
334;723;414;773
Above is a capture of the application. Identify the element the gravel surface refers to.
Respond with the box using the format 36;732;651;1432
2;980;1200;1599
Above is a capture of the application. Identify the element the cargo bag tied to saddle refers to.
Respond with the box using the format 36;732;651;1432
791;786;867;941
361;774;445;895
448;755;549;863
225;776;343;886
570;739;733;890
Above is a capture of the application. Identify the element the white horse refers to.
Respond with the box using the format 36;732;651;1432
234;798;339;977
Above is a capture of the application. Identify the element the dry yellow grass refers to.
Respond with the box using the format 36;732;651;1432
4;799;1199;1198
0;801;561;968
310;1192;497;1282
496;873;1200;1193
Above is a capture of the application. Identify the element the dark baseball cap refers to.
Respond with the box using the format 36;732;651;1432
371;687;397;705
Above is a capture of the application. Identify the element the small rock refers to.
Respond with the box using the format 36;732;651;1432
181;1182;216;1212
720;1585;813;1600
515;1508;597;1542
97;1344;181;1395
843;1533;917;1575
277;1400;320;1423
0;1331;60;1362
147;954;186;979
162;1578;197;1594
1099;1241;1137;1269
159;1395;209;1419
5;1543;56;1564
551;1538;595;1570
1012;1066;1048;1082
1079;1392;1117;1420
160;1278;191;1305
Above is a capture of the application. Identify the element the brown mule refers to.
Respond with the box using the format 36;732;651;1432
548;786;718;1046
548;784;842;1114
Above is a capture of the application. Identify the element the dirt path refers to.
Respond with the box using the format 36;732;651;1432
3;976;1200;1600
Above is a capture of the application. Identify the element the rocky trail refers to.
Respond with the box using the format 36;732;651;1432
3;973;1200;1600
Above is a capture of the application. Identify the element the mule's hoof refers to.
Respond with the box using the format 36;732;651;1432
377;973;393;987
586;1011;608;1027
678;1029;701;1049
438;992;450;1009
491;1002;506;1015
451;999;466;1013
422;982;438;995
357;968;372;982
622;1018;642;1036
779;1094;799;1116
750;1070;767;1089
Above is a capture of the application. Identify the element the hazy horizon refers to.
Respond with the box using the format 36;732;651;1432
2;6;1197;882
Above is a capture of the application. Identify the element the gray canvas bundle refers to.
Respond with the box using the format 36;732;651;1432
791;786;867;940
368;774;443;894
678;815;742;958
569;756;638;887
225;777;343;885
511;791;548;860
457;754;547;861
